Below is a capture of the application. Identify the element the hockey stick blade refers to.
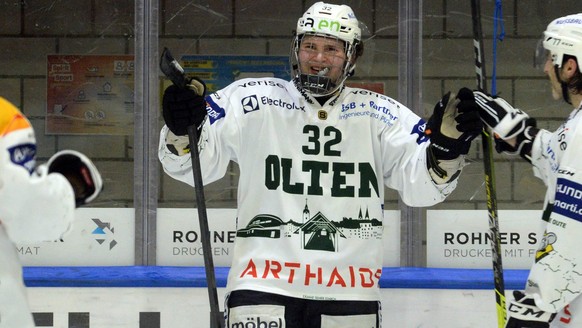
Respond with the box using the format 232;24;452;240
160;47;190;90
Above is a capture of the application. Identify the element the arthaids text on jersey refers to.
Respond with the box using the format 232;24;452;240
239;258;382;290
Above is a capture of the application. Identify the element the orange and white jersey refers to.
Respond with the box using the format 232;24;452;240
0;96;75;243
0;97;77;328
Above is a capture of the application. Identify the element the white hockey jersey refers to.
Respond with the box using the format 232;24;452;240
525;101;582;315
0;97;75;328
159;78;458;301
0;97;75;242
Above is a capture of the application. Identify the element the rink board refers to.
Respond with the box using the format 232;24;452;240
24;266;527;327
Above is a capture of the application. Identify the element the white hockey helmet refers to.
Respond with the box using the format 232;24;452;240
535;13;582;68
291;2;363;96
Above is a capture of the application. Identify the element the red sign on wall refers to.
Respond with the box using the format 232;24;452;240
46;55;134;135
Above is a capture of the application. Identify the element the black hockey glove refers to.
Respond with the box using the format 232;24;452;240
505;291;556;328
426;87;483;160
47;150;103;207
162;77;207;136
474;91;539;162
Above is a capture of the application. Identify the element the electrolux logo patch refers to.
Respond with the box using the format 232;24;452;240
91;218;117;250
241;95;260;113
260;96;305;111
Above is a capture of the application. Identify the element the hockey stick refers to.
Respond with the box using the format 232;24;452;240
470;1;507;327
160;47;224;328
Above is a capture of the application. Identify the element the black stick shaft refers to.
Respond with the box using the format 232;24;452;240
187;125;223;328
470;1;507;327
159;47;223;328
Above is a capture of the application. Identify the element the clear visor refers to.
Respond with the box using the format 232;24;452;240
533;37;550;70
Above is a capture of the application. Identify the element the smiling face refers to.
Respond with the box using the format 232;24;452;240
298;35;348;83
291;2;362;96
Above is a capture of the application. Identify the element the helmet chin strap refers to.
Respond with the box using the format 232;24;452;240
554;65;572;105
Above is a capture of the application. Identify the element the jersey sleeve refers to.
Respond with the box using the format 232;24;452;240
525;122;582;313
0;97;75;243
530;129;553;187
380;106;458;207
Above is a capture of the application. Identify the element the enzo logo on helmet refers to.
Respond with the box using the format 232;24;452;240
302;17;342;33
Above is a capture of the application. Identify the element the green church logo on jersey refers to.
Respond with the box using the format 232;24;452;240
236;201;382;252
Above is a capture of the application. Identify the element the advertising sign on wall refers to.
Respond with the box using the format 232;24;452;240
17;208;135;266
427;210;545;269
180;55;290;93
46;55;135;135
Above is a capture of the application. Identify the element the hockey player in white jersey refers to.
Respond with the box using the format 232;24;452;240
0;97;102;328
159;2;482;327
473;13;582;328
